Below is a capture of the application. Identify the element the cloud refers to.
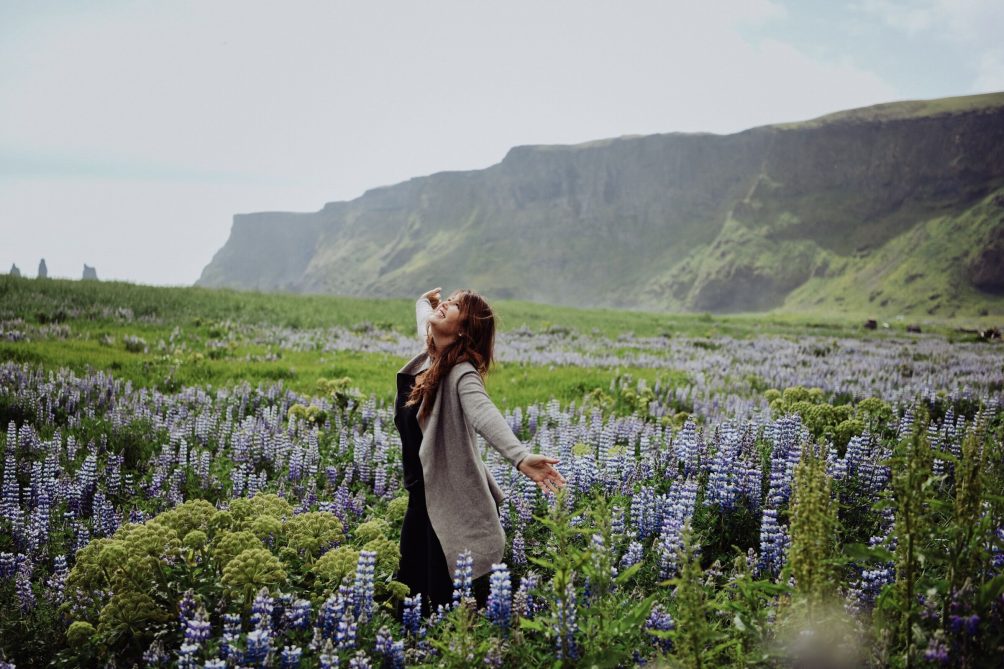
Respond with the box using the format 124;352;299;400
0;1;907;284
853;0;1004;90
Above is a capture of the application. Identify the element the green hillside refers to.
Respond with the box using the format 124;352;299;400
197;92;1004;321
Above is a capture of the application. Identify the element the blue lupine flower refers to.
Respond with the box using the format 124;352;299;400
401;594;423;637
645;602;674;653
184;608;211;645
757;507;787;579
452;549;474;606
280;645;303;668
554;577;579;661
348;648;372;668
352;550;376;621
251;587;275;631
286;598;312;630
620;540;644;571
486;563;512;633
245;628;272;666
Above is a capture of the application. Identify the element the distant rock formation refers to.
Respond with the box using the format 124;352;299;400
9;263;20;277
82;264;98;281
198;91;1004;317
38;258;48;279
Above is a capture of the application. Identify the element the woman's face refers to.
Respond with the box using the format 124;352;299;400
429;293;463;340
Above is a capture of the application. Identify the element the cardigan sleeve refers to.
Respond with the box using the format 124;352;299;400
416;297;434;343
457;369;531;469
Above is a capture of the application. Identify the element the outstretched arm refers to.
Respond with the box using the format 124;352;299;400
457;369;531;469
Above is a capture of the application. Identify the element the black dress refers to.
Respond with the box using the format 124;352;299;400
393;370;491;620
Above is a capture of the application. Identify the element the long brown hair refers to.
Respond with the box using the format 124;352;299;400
405;289;496;423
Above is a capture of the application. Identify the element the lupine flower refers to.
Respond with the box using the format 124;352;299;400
620;541;644;570
352;550;376;621
514;571;543;619
401;594;424;637
280;645;303;668
486;563;512;632
924;635;950;665
553;577;579;661
286;598;312;630
251;587;275;630
452;549;474;606
184;607;211;646
511;529;526;566
645;602;674;653
757;507;788;579
245;627;272;666
348;649;371;668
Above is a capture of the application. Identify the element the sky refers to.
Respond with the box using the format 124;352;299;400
1;0;1002;286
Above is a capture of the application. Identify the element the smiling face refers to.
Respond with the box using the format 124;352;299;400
428;292;463;343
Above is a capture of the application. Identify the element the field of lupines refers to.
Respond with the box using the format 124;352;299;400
1;277;1003;667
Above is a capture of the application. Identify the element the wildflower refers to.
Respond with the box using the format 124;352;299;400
486;563;512;632
452;549;474;606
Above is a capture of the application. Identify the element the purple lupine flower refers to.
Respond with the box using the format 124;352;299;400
317;592;343;640
336;609;357;652
16;559;35;612
352;550;376;621
142;640;170;666
656;478;698;579
374;625;406;667
611;504;625;536
280;645;303;668
245;628;272;667
401;594;424;637
45;554;68;603
184;607;211;646
553;577;579;661
178;589;198;627
511;529;526;566
923;636;950;665
348;649;371;668
619;541;644;571
757;507;787;579
452;549;474;606
645;602;674;653
514;571;542;619
285;598;311;630
486;563;512;633
0;552;16;579
674;419;701;477
251;588;275;631
176;641;199;669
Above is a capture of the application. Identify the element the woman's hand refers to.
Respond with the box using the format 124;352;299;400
420;287;442;310
517;454;567;495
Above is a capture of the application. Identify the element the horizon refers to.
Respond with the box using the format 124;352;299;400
2;0;1002;284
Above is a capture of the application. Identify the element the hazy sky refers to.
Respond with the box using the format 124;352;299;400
2;0;1002;285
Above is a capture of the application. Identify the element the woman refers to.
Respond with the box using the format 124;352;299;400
393;286;566;618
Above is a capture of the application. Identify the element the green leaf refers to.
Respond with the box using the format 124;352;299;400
733;613;747;632
527;555;556;570
519;617;547;632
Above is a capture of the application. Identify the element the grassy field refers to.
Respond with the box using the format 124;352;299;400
0;275;993;408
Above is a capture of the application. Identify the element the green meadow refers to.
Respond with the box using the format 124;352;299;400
0;275;987;409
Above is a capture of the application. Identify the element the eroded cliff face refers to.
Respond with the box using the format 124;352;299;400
197;93;1004;315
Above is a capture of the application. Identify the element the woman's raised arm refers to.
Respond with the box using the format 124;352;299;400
415;287;441;343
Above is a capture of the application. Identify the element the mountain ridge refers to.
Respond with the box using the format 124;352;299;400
197;91;1004;318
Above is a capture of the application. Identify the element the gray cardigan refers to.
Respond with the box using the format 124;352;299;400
397;297;531;581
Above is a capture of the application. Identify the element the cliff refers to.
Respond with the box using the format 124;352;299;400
197;91;1004;317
